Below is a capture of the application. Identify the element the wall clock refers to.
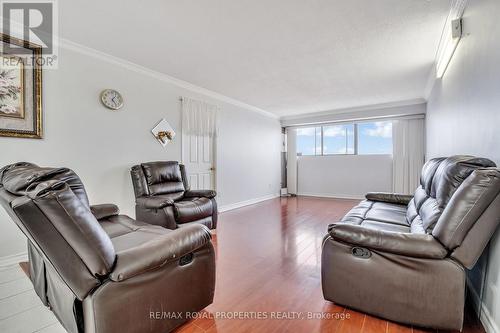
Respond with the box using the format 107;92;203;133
100;89;124;110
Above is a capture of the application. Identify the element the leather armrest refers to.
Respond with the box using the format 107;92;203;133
184;189;217;199
327;223;447;259
136;196;174;209
110;224;212;281
365;192;413;205
90;204;119;220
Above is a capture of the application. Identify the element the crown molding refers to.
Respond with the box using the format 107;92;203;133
280;98;426;122
58;38;278;119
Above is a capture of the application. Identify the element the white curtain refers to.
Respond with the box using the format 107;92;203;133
181;97;218;137
392;117;425;194
286;128;298;194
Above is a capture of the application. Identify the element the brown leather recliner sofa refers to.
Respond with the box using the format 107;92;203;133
131;161;217;230
0;162;215;333
322;155;500;330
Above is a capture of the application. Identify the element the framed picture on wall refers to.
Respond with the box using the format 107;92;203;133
0;33;42;139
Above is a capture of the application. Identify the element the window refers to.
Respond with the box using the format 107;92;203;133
323;124;355;155
357;121;392;155
296;127;321;156
296;121;392;156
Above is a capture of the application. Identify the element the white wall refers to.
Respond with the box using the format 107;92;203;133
426;0;500;331
297;155;392;199
216;107;281;205
0;45;281;259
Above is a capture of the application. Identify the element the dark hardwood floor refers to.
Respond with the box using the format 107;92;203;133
19;196;485;333
174;196;485;333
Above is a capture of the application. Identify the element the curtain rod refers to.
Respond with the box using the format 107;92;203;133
285;113;425;129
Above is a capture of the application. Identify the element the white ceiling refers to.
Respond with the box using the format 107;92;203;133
59;0;451;117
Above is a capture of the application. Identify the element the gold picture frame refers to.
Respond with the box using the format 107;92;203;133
0;55;24;119
0;33;42;139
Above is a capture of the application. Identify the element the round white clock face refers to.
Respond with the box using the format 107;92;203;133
100;89;124;110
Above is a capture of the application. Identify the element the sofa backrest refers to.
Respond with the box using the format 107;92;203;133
449;187;500;269
0;162;90;207
406;156;500;268
131;161;189;197
406;156;496;234
0;163;116;300
434;168;500;268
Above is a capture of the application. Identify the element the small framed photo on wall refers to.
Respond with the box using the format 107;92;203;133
0;33;42;139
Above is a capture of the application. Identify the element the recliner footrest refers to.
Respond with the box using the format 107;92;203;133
174;198;213;223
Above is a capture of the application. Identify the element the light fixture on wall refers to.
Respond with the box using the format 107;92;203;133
435;19;463;78
435;0;468;79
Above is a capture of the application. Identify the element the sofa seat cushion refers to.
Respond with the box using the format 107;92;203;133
111;229;169;252
152;192;185;204
342;200;409;227
366;202;408;226
361;220;411;233
177;217;213;230
160;192;185;202
99;215;175;252
99;215;171;251
99;215;150;238
174;198;213;224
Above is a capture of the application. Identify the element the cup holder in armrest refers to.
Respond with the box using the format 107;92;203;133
352;247;371;259
179;253;194;266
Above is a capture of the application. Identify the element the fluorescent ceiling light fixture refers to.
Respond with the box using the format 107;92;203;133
435;0;467;79
435;19;462;78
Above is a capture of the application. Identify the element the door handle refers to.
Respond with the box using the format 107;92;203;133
210;167;215;171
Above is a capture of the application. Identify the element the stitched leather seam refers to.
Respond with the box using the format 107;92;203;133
362;201;374;219
363;217;410;227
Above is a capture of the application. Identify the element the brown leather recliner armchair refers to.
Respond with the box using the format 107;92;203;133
321;155;500;330
131;161;217;230
0;162;216;333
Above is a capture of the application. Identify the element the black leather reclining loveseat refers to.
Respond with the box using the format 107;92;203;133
321;155;500;330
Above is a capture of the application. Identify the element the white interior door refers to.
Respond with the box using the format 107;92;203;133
182;132;215;190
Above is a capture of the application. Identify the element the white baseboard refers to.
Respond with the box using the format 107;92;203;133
297;192;364;200
467;278;499;333
219;194;280;212
0;252;28;268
